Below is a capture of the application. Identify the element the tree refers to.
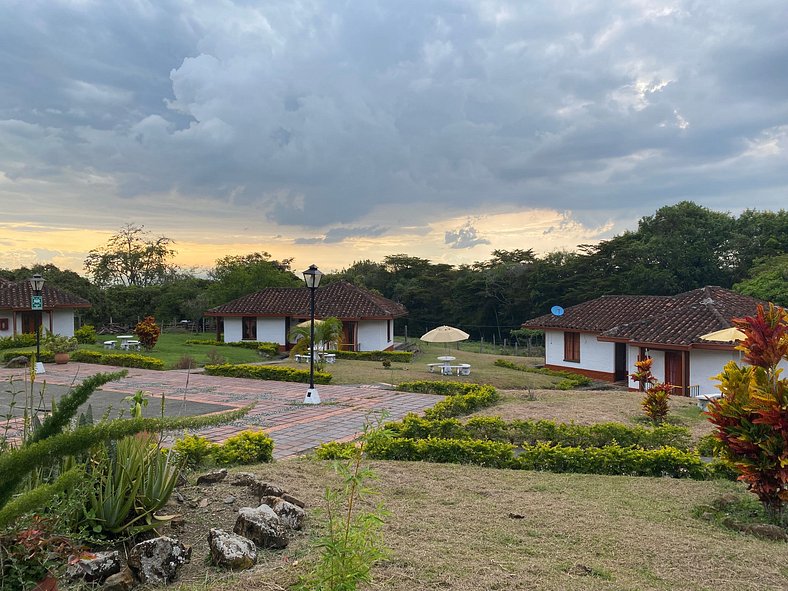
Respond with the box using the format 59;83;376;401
84;224;177;287
289;317;344;352
207;252;300;305
734;254;788;307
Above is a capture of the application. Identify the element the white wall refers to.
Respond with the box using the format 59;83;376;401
52;310;75;337
257;318;285;344
545;330;614;373
690;349;740;396
357;320;391;351
223;317;243;342
0;311;12;337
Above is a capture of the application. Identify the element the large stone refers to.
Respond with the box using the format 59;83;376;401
127;536;192;585
281;493;306;509
5;356;28;368
102;567;136;591
743;523;788;541
251;480;285;498
207;528;258;570
234;505;289;549
196;469;228;485
260;496;306;530
67;551;121;583
230;472;258;486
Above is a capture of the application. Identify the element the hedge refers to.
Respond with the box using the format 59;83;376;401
184;339;280;356
326;350;413;363
366;435;711;479
204;363;332;384
385;415;692;451
396;381;486;396
493;359;593;389
394;381;500;419
1;349;54;363
0;334;37;350
70;350;165;370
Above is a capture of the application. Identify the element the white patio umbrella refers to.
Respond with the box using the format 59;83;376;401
296;318;324;328
699;327;746;342
420;325;470;343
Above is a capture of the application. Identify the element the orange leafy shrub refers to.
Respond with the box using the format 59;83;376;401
134;316;161;350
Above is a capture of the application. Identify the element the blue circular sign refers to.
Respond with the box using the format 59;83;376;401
550;305;564;316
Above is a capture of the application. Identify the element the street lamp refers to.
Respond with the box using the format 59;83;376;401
28;273;45;374
302;264;323;404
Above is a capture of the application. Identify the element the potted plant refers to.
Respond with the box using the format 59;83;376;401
43;332;78;364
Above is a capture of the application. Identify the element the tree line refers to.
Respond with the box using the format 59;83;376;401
1;203;786;338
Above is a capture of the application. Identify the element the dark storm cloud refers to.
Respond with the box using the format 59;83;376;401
1;0;787;230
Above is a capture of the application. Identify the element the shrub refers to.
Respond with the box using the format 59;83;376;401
396;381;483;397
214;430;274;465
424;385;499;419
696;434;722;457
70;350;164;370
367;435;515;468
134;315;161;350
73;325;97;344
1;349;54;364
0;334;36;350
328;350;413;363
205;348;226;365
204;363;332;384
706;303;788;519
174;354;198;370
173;433;218;467
42;332;77;354
493;359;592;388
314;441;357;460
642;383;672;424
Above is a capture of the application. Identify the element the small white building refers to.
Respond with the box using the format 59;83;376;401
522;286;769;397
0;277;91;338
205;281;407;352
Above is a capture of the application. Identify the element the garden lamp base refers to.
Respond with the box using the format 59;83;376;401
35;361;45;374
304;388;321;405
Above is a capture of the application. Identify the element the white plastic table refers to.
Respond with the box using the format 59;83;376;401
117;335;134;349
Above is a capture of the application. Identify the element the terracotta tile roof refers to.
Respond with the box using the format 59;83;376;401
0;280;91;309
205;281;407;320
522;286;764;347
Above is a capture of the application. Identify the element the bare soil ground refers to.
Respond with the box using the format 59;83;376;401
166;460;786;591
472;389;715;441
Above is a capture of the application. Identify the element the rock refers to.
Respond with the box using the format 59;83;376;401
234;505;289;549
207;528;258;570
743;523;788;541
251;480;285;498
127;536;192;585
102;567;136;591
281;493;306;508
196;469;228;485
5;356;28;368
260;496;306;530
230;472;258;486
507;512;525;519
169;515;186;530
198;498;209;508
713;493;740;509
223;495;236;505
176;471;189;487
173;491;185;504
67;551;121;583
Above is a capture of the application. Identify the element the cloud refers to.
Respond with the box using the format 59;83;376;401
444;222;490;249
293;225;388;244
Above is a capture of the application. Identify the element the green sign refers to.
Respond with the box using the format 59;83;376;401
31;295;43;311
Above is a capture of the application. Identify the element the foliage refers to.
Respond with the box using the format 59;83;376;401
385;415;692;450
134;315;161;350
173;433;218;467
205;348;225;365
696;434;723;457
366;435;515;468
642;384;672;424
207;252;301;305
73;324;97;344
71;349;165;369
314;441;358;461
493;359;592;388
734;254;788;307
214;430;274;465
395;380;485;396
257;342;280;357
185;339;280;356
0;334;36;351
204;363;332;384
630;357;657;388
395;382;500;419
289;317;344;353
329;350;413;363
1;349;54;364
42;331;78;354
706;303;788;519
84;223;177;287
296;426;387;591
174;354;198;370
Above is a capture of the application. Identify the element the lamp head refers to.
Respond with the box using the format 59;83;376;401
302;264;323;289
29;273;45;293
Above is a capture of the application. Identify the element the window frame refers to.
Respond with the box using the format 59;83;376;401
242;316;257;341
563;331;580;362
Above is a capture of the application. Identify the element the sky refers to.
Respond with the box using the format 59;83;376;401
1;0;786;275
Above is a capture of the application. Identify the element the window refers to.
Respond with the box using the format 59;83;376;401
564;331;580;362
242;317;257;340
387;319;391;342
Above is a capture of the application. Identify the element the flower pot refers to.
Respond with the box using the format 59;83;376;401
54;352;70;364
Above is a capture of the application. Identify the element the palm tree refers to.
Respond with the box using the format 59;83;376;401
289;316;343;354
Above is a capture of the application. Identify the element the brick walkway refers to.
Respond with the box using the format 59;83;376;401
0;364;440;459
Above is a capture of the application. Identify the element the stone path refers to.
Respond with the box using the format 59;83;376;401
0;364;440;459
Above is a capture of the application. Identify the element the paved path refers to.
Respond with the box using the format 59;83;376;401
0;364;440;458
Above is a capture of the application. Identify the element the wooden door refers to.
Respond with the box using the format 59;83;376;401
20;312;36;334
664;351;684;394
342;322;357;351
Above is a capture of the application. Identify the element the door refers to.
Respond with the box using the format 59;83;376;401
664;351;684;394
20;312;37;334
342;322;357;351
614;343;627;381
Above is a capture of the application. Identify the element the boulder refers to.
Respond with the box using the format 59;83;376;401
743;523;788;541
281;493;306;509
196;469;228;485
207;528;258;570
127;536;192;585
251;480;285;498
230;472;258;486
102;567;136;591
5;356;28;368
66;551;121;583
260;496;306;530
234;505;289;549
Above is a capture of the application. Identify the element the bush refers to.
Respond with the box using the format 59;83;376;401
1;349;55;364
205;348;226;365
70;350;164;370
174;355;198;370
367;435;515;468
696;434;722;457
396;381;484;397
257;342;280;357
134;316;161;350
184;339;280;353
642;384;671;424
173;433;218;467
493;359;593;388
0;334;36;350
73;325;97;344
204;363;332;384
214;430;274;465
314;441;357;460
328;350;413;363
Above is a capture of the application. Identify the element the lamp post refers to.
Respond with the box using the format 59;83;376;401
28;273;45;374
302;264;323;404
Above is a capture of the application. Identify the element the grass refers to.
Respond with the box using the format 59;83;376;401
169;460;787;591
79;332;263;369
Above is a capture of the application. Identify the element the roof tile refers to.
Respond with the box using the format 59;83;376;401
0;280;91;309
